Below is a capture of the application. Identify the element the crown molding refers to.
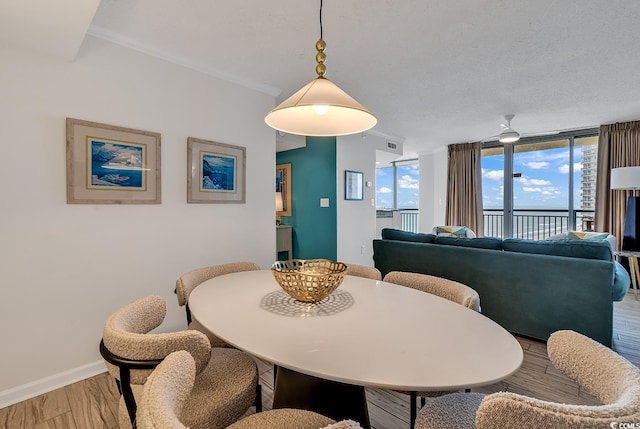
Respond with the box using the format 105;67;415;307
87;25;282;97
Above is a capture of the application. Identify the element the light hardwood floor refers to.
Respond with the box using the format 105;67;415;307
1;291;638;429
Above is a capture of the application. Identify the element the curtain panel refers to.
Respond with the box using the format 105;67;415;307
445;142;484;236
595;120;640;250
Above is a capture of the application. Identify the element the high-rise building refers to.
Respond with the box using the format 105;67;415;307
580;143;598;211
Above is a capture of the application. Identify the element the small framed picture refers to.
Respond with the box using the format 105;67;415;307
66;118;161;204
345;170;364;200
276;163;292;216
187;137;246;203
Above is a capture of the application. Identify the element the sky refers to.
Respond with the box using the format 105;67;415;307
482;144;591;210
376;164;419;209
376;142;596;211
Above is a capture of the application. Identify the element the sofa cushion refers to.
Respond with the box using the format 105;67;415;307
381;228;435;243
433;236;503;250
434;226;473;238
503;238;613;261
546;231;617;251
567;231;611;241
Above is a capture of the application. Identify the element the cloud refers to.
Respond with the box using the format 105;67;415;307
558;162;583;174
398;174;419;189
518;177;551;186
484;170;504;181
522;185;561;195
525;161;550;169
377;187;393;193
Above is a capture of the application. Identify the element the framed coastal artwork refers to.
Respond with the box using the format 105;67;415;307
66;118;161;204
187;137;246;203
276;163;292;217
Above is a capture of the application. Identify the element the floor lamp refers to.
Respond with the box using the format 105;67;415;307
611;166;640;251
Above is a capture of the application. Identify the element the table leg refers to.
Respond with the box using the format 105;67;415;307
631;256;640;300
273;366;371;428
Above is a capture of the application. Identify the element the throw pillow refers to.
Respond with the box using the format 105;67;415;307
435;225;468;238
567;231;610;241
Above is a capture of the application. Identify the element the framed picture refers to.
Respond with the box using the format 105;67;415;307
66;118;161;204
276;163;292;216
345;170;364;200
187;137;246;203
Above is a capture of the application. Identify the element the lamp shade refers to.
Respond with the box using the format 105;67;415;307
275;192;284;212
611;166;640;190
265;77;377;137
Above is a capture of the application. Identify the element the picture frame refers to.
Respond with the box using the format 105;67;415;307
276;163;292;216
187;137;246;203
66;118;161;204
345;170;364;200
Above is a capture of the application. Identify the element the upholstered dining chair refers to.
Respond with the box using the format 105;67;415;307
138;349;363;429
101;295;260;429
382;271;481;428
345;263;382;280
415;330;640;429
175;262;260;347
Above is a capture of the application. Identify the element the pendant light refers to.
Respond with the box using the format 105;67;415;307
264;0;377;137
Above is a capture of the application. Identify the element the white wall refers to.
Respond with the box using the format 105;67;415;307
418;148;448;232
0;36;276;406
336;135;378;266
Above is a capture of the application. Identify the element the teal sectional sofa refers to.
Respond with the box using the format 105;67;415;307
373;228;630;347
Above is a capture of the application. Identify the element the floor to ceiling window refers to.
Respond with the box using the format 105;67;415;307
482;130;598;238
376;159;419;232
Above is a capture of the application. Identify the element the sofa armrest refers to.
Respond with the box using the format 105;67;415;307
613;261;631;301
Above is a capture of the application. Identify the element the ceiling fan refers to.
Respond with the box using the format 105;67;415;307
482;114;559;144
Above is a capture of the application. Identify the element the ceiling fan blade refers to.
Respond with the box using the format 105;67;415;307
480;134;501;143
521;130;561;138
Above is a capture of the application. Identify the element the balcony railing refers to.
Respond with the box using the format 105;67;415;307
484;209;595;239
379;209;595;239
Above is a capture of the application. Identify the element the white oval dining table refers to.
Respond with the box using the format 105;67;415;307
189;270;523;427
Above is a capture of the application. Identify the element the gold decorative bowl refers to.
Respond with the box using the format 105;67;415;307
271;259;348;303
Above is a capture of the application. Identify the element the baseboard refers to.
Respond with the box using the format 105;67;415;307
0;360;107;409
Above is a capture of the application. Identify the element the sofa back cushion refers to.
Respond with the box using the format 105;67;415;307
503;238;613;261
381;228;436;243
433;236;503;250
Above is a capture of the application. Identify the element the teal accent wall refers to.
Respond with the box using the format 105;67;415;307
276;137;337;260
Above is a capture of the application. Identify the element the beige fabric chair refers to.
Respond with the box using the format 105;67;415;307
102;295;258;429
175;262;260;347
345;263;382;280
416;330;640;429
383;271;480;312
137;349;359;429
383;271;481;427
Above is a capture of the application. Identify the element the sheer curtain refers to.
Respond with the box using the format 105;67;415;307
594;120;640;250
446;142;484;236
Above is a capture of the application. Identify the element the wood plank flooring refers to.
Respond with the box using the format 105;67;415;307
2;291;638;429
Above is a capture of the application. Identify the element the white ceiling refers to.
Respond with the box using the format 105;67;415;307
3;0;640;156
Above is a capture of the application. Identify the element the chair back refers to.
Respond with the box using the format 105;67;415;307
383;271;480;311
101;295;212;428
137;350;195;429
102;295;211;383
345;263;382;280
476;330;640;428
175;262;260;323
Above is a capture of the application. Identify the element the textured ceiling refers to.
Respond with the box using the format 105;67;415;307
4;1;640;156
0;0;99;60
